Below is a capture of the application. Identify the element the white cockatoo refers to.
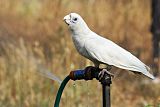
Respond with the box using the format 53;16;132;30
63;13;155;79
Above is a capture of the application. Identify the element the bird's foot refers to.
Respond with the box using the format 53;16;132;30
98;69;114;80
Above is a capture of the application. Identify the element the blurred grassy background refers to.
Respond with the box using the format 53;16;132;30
0;0;159;107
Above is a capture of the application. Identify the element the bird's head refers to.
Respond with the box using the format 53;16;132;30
63;13;90;34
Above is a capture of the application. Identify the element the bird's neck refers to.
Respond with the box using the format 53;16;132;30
70;26;92;37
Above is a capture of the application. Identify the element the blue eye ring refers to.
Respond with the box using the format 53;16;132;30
73;18;78;21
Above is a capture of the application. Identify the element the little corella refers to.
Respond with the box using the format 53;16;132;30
63;13;154;79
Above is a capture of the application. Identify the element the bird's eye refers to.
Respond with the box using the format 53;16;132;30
73;18;78;21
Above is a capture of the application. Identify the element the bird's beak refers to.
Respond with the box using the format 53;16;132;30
63;14;70;21
63;14;70;25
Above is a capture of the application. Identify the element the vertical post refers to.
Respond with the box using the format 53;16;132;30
151;0;160;74
102;85;110;107
100;73;112;107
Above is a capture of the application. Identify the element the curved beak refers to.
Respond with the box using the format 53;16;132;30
63;14;70;21
63;14;70;25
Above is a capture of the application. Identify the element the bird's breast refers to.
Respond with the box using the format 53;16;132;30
72;36;95;62
72;36;85;52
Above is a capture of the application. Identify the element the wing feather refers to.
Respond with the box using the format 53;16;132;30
84;35;154;79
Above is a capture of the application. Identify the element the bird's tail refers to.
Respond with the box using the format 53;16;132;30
142;66;155;80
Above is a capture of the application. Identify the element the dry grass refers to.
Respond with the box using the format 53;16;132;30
0;0;159;107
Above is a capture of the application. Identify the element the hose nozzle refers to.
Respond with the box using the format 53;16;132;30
69;66;101;80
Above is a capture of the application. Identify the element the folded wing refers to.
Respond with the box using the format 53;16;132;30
84;35;154;79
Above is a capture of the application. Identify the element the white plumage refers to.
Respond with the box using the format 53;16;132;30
63;13;155;79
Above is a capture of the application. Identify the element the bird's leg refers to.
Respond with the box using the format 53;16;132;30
98;66;114;80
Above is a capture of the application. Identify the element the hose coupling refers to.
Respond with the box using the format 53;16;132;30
69;66;101;80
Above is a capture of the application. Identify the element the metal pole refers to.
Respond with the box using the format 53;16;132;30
100;73;112;107
102;84;110;107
